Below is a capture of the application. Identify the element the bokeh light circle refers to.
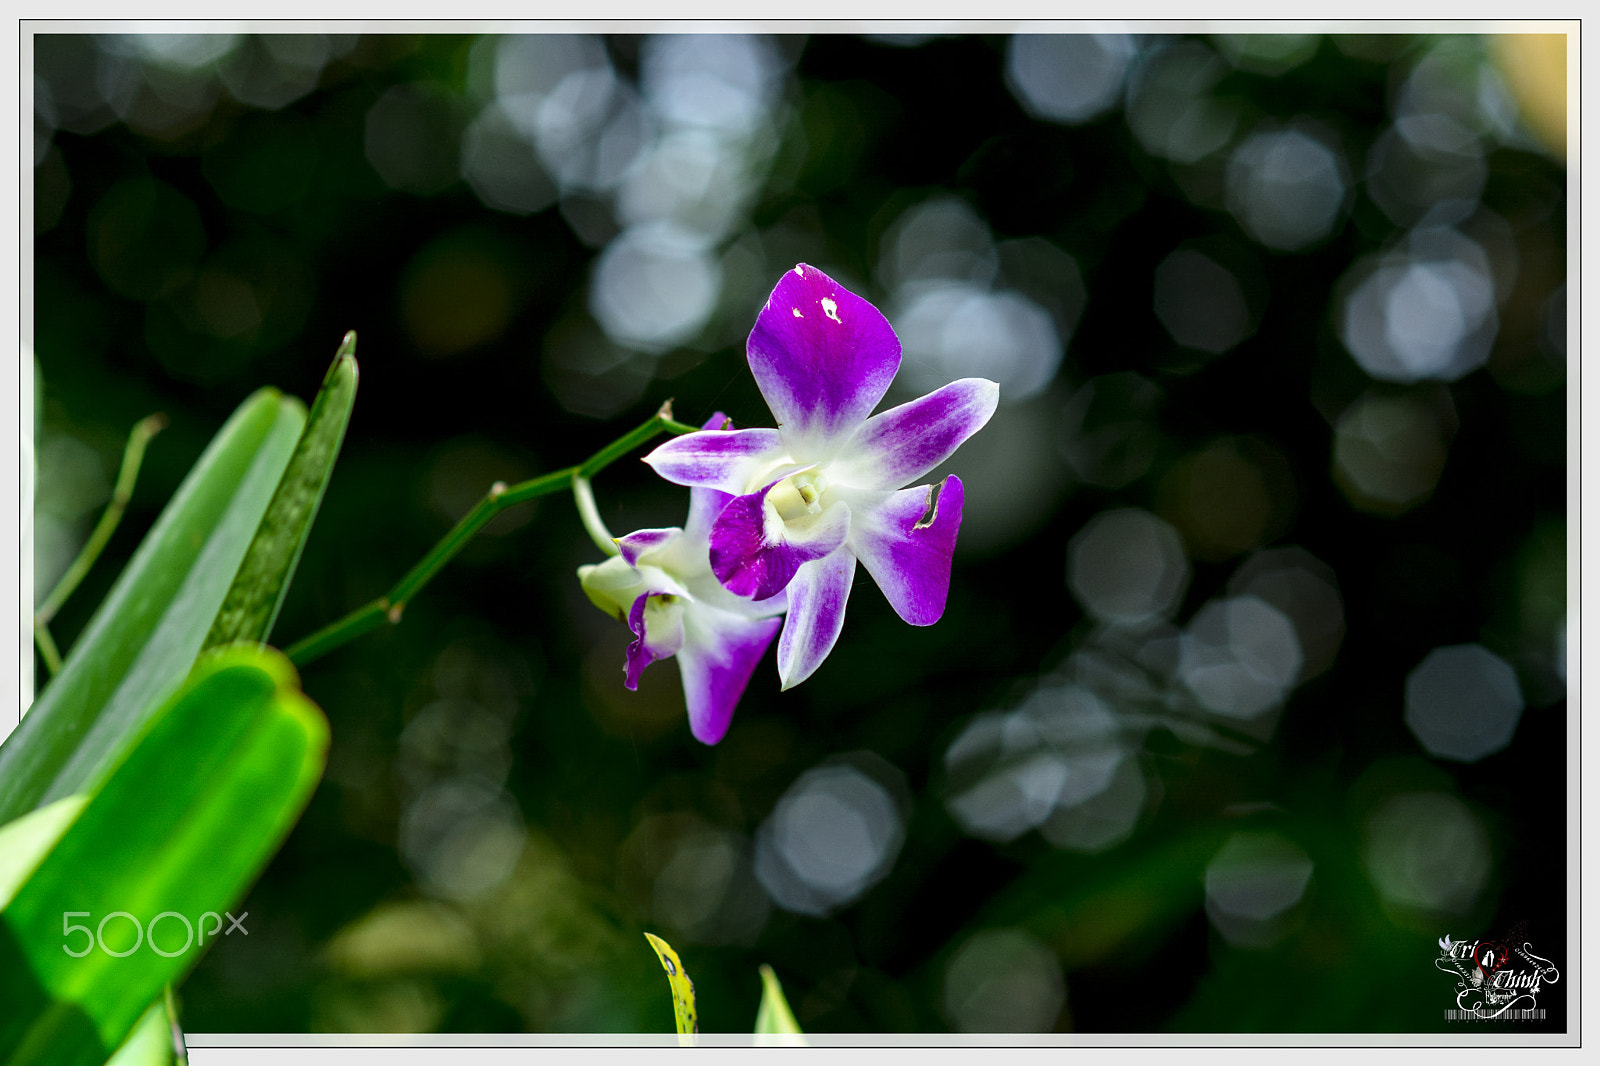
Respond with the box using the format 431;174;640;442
1404;644;1524;762
1068;509;1191;626
1226;127;1348;250
588;223;720;352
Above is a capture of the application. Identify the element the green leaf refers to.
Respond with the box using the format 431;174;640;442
754;964;807;1044
0;645;328;1066
0;796;88;910
643;932;698;1046
204;338;360;649
103;999;177;1066
0;389;305;823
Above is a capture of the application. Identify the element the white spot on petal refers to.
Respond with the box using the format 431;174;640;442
792;307;804;318
794;265;805;277
821;296;842;323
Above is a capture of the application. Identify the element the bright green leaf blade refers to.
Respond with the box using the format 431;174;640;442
643;932;698;1046
0;645;329;1066
754;964;806;1043
0;798;180;1066
104;999;176;1066
0;796;88;910
204;340;359;649
0;389;306;823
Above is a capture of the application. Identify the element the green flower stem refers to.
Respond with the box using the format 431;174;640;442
387;469;570;609
572;475;619;556
285;403;697;668
33;413;167;677
579;407;698;478
280;601;390;668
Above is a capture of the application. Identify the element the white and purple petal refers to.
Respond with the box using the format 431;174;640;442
616;527;679;569
709;480;851;600
775;548;857;690
695;572;789;620
748;264;902;449
643;427;786;494
676;610;783;745
624;590;686;690
832;378;999;491
682;487;731;553
850;475;966;627
680;413;740;543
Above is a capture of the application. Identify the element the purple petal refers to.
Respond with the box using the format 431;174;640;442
643;427;786;494
850;475;965;626
699;411;735;433
684;487;731;547
616;527;679;568
748;264;901;448
776;548;857;690
624;591;685;690
833;379;999;491
676;611;783;745
709;479;851;600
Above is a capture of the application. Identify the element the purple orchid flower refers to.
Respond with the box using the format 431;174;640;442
579;414;786;744
642;264;999;689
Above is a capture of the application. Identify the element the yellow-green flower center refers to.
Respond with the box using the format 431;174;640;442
768;470;829;522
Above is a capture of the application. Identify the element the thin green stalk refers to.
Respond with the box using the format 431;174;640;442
572;475;619;555
35;413;167;626
386;469;572;607
578;407;697;479
32;619;62;677
32;413;167;677
278;601;391;669
285;403;697;667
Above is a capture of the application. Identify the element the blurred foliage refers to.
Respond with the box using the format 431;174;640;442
32;31;1566;1035
3;643;327;1064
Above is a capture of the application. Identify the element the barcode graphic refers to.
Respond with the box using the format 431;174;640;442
1444;1009;1546;1021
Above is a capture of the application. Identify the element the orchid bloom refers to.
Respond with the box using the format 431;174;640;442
643;264;999;689
578;415;786;745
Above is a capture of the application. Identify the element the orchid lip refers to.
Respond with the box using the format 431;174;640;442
709;475;851;601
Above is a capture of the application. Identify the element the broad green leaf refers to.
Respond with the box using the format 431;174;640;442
104;999;177;1066
754;964;807;1044
0;645;328;1066
0;389;305;823
0;796;87;910
204;339;359;649
643;932;698;1046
